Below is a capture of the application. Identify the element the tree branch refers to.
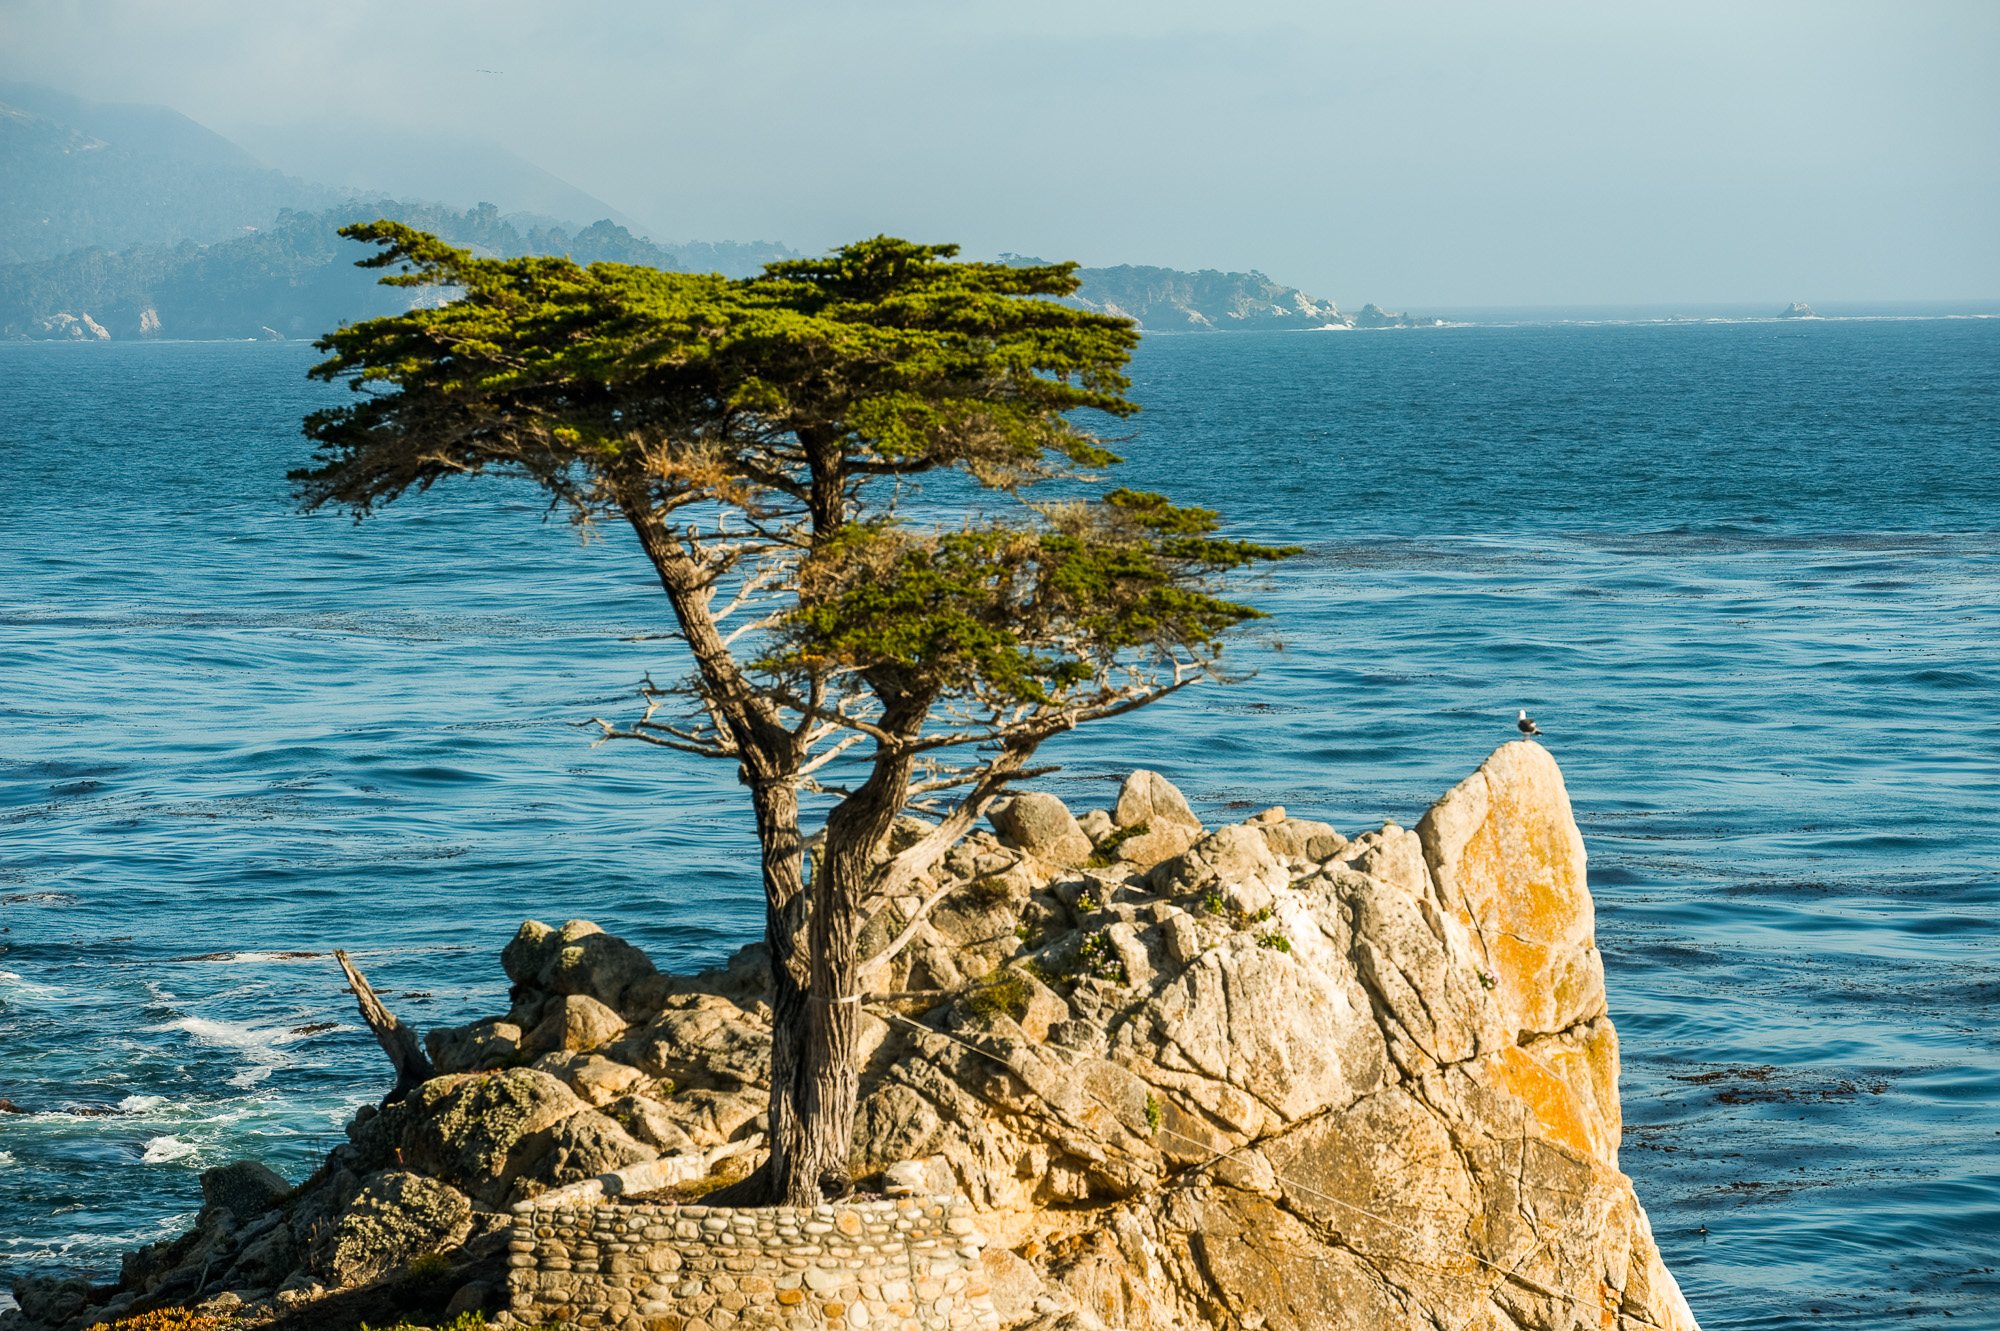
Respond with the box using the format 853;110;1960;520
334;949;434;1102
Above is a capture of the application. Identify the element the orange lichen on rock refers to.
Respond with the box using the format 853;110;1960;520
1418;740;1605;1037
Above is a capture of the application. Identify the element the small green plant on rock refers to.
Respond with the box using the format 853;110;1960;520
962;970;1032;1021
1145;1092;1162;1134
1201;889;1225;916
404;1251;452;1282
967;876;1014;908
359;1314;518;1331
1256;932;1292;954
1085;821;1149;868
103;1313;249;1331
1075;889;1099;914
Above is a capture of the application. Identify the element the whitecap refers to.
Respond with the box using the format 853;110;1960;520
117;1094;166;1113
155;1015;302;1051
0;1150;16;1166
141;1136;196;1164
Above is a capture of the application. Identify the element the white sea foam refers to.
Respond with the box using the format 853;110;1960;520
156;1015;302;1052
118;1094;167;1113
0;970;64;998
142;1136;196;1164
0;1150;16;1167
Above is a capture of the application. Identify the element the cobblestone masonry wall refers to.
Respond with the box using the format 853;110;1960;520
498;1195;1001;1331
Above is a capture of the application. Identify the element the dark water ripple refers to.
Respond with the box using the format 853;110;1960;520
3;318;1998;1327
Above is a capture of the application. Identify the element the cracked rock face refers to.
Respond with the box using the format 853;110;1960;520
858;742;1698;1331
30;742;1693;1331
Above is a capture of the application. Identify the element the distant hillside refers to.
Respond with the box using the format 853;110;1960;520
0;81;265;169
999;256;1437;332
1068;263;1342;331
1;78;1419;343
0;202;800;341
0;98;344;266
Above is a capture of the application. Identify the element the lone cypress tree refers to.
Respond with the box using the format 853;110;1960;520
294;224;1294;1205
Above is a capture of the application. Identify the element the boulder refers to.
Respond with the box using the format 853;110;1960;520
424;1018;523;1074
316;1170;471;1287
1113;769;1202;831
509;1110;655;1200
444;1281;498;1320
1257;816;1347;863
612;997;770;1090
500;918;561;986
521;993;627;1057
503;918;658;1010
1149;822;1286;903
397;1068;585;1206
665;1087;767;1147
222;1213;298;1291
1415;741;1604;1037
565;1053;649;1106
980;1247;1047;1325
6;1278;89;1328
989;792;1094;868
1108;820;1202;870
199;1160;291;1223
604;1093;696;1153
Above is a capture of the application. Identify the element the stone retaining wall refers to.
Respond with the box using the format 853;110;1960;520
497;1195;1001;1331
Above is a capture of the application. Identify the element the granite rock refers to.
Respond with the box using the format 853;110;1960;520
81;742;1695;1331
991;792;1095;868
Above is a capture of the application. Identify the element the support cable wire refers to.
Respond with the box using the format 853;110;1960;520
866;1005;1644;1329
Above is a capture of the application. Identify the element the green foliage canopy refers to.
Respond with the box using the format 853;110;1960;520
296;225;1293;762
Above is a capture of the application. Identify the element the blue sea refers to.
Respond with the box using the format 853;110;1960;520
3;306;1997;1328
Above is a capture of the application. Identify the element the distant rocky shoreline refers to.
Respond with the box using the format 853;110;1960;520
3;743;1697;1331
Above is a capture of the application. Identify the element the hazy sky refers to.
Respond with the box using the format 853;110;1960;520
5;0;1996;305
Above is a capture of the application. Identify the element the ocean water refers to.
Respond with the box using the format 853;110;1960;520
3;310;1997;1327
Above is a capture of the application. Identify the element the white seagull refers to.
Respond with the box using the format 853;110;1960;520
1517;710;1544;737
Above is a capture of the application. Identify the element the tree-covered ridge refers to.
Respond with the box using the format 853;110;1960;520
1000;254;1439;331
0;201;799;341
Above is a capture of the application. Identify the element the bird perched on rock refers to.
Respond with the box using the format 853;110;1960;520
1517;710;1543;737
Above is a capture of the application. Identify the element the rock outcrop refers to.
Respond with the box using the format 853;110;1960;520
8;742;1696;1331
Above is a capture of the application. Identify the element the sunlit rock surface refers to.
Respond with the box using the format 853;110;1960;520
9;742;1695;1331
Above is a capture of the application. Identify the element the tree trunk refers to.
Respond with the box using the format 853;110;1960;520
334;950;433;1102
619;501;818;1207
770;693;929;1206
785;837;864;1204
749;773;811;1205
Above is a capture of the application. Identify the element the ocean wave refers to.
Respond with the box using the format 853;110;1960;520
141;1136;196;1164
117;1094;166;1113
152;1015;303;1055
